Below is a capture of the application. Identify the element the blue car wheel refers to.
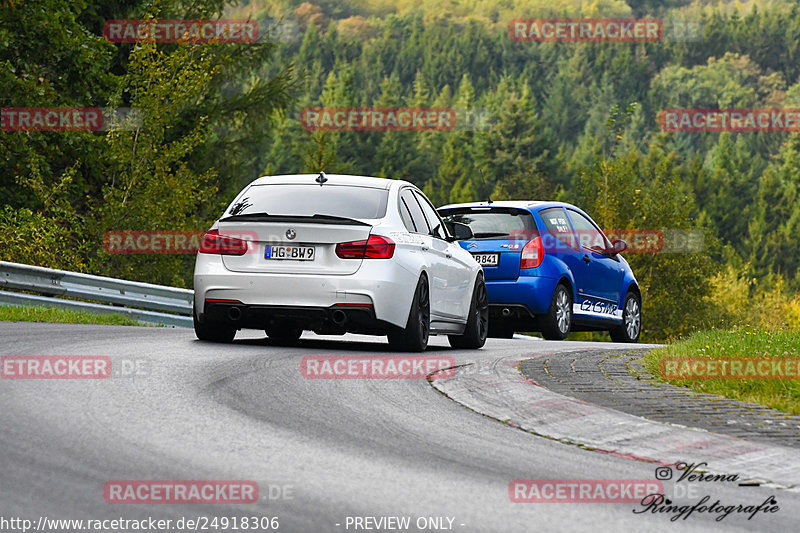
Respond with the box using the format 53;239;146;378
541;284;572;340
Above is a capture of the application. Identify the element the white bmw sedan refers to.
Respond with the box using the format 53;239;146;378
193;173;488;351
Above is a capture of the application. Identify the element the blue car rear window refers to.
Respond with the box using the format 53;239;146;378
440;208;538;241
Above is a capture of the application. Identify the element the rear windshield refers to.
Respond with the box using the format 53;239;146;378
227;184;389;219
439;208;538;241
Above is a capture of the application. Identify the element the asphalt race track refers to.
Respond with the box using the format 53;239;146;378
2;322;799;532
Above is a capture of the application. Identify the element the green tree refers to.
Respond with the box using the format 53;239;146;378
425;75;476;204
473;76;557;200
374;73;427;183
698;132;762;251
0;0;116;209
746;133;800;286
87;41;220;286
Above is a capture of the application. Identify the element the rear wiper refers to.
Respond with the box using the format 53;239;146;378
219;212;369;226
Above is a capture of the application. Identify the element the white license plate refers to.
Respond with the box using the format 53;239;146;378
265;245;315;261
472;253;499;266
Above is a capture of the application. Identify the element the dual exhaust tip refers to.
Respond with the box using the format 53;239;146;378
225;306;349;325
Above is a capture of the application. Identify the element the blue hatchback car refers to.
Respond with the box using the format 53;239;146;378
438;201;641;342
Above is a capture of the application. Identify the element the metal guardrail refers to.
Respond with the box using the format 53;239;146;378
0;261;193;327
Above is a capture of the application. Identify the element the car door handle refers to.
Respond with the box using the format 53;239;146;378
445;252;452;258
582;254;591;263
421;246;429;251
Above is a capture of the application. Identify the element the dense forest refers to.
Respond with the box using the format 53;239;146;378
2;0;800;341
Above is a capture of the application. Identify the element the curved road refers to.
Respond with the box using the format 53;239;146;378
1;322;798;532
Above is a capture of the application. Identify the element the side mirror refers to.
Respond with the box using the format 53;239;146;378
445;221;474;241
610;239;627;254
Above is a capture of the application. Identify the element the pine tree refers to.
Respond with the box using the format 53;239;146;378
746;133;800;285
700;133;762;252
473;77;557;200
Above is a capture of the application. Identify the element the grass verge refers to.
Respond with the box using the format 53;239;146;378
0;304;145;326
643;328;800;415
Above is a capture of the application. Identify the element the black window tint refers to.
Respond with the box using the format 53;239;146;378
400;189;428;234
539;207;577;249
413;191;447;240
229;184;389;219
567;209;611;253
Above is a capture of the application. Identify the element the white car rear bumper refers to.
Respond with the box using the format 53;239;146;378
193;255;417;328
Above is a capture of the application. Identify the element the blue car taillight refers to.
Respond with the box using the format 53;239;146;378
520;237;544;269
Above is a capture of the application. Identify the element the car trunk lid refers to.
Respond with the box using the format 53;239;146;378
219;216;373;275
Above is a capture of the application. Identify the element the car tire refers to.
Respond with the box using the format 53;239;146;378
540;283;572;340
448;275;488;349
388;275;430;352
610;291;641;343
193;303;236;343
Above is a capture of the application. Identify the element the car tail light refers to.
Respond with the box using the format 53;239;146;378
520;237;544;269
199;229;248;255
336;235;395;259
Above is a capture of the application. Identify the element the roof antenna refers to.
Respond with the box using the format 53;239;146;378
479;168;492;204
316;171;328;186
